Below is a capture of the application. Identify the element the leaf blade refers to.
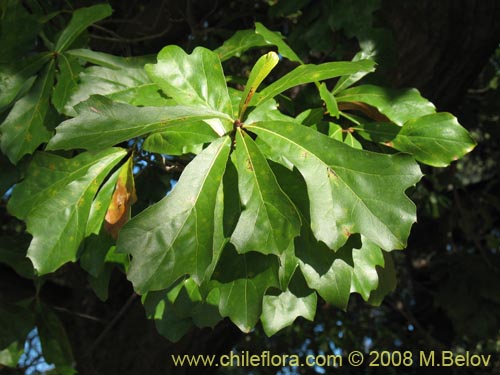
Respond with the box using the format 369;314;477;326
118;136;231;293
336;84;436;125
255;22;303;63
16;148;126;274
208;247;280;332
47;96;231;151
254;60;375;106
0;61;55;164
392;112;476;167
247;121;422;251
55;4;113;53
230;129;301;255
261;289;316;336
146;45;233;118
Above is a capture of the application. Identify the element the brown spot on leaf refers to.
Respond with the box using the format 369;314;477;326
327;167;337;178
246;159;254;171
343;227;352;238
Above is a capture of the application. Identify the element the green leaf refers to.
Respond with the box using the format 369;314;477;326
261;289;316;336
86;167;121;237
8;148;126;274
47;95;231;151
0;53;51;112
0;302;33;350
319;82;339;117
146;46;233;119
246;99;297;124
143;278;222;342
0;61;55;164
352;120;399;144
255;22;303;63
329;123;362;149
36;303;74;367
230;129;301;255
367;251;397;306
62;65;168;116
297;232;353;309
88;263;113;301
208;246;280;332
332;50;376;94
392;113;476;167
0;340;24;367
350;237;385;301
0;0;41;63
336;84;436;125
253;60;375;107
118;137;231;293
0;236;34;279
143;121;218;155
274;162;386;304
247;121;422;251
239;51;279;119
55;4;113;53
8;148;123;220
214;30;268;61
143;283;194;342
80;233;115;277
278;242;299;290
52;54;83;113
66;48;154;69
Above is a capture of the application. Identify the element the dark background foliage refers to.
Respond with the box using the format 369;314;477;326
1;0;500;374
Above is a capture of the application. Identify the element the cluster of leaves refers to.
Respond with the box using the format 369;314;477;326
0;2;475;370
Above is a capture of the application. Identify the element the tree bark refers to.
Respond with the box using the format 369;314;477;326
382;0;500;110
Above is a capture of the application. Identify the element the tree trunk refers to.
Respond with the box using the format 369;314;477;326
382;0;500;110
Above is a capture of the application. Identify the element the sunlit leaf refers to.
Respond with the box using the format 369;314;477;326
336;84;436;125
47;95;231;151
118;137;231;293
253;60;375;107
230;129;301;255
261;289;316;336
143;121;218;155
146;45;233;119
62;65;169;116
392;113;477;167
8;148;126;274
247;121;422;251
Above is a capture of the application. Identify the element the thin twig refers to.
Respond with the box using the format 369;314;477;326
85;293;138;356
52;305;106;323
89;23;172;43
386;299;447;350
